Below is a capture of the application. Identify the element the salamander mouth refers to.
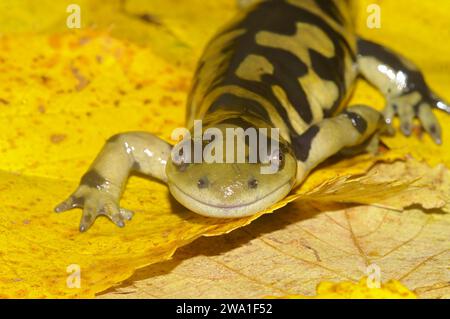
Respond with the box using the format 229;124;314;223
168;180;293;218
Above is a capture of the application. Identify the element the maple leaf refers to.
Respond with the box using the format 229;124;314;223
0;0;449;298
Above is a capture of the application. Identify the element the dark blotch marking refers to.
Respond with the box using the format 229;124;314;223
291;125;320;162
209;93;271;123
343;111;367;134
131;161;141;171
80;170;107;188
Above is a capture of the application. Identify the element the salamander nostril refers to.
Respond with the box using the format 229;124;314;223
248;178;258;189
197;177;209;189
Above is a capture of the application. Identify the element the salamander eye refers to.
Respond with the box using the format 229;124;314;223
197;177;209;189
278;152;284;162
270;148;285;171
248;178;258;189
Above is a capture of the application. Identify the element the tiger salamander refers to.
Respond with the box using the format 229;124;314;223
55;0;450;232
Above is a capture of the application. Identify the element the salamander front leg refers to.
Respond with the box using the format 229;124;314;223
357;38;450;144
293;105;385;184
55;132;172;232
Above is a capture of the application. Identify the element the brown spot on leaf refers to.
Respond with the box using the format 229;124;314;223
159;95;180;107
138;13;162;26
37;104;46;114
40;75;51;85
50;134;67;144
71;66;90;91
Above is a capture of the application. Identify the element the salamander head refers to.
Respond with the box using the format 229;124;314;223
166;123;297;218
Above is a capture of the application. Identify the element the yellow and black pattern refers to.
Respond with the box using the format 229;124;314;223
187;0;357;157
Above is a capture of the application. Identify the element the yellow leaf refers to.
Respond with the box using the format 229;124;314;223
1;0;449;298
